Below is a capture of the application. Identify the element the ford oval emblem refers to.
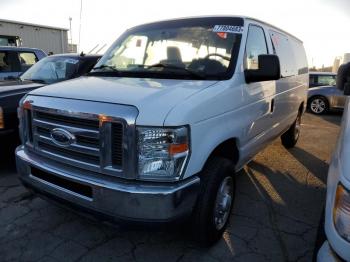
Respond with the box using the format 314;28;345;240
50;128;76;147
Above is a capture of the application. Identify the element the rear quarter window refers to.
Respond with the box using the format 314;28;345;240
269;30;308;77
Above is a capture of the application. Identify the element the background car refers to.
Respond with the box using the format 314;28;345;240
309;71;336;88
0;46;46;80
307;84;345;114
316;62;350;261
0;53;101;143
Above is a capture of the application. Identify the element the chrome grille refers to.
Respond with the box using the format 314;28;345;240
32;109;102;168
21;95;139;179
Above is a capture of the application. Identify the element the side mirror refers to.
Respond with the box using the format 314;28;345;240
245;54;281;83
336;62;350;95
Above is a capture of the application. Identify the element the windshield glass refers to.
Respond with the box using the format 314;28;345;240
21;56;80;84
91;18;243;80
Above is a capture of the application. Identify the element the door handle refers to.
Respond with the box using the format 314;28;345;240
270;99;275;113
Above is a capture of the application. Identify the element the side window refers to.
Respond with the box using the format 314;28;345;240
269;30;298;77
245;25;268;70
0;51;18;72
309;75;317;88
19;52;38;72
318;75;336;86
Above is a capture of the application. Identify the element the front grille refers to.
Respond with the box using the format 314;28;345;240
111;123;123;167
28;108;124;172
38;142;100;165
35;111;99;129
26;109;33;143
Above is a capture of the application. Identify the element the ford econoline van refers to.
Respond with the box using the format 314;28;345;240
15;16;308;245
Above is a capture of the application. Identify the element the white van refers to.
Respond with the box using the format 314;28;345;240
317;62;350;261
15;16;308;245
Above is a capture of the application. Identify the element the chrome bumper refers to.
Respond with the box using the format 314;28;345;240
16;146;200;222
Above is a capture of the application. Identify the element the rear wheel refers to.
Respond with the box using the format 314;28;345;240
309;96;329;115
192;157;235;246
281;112;302;149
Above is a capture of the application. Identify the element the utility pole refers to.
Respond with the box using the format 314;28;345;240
78;0;83;52
69;17;73;52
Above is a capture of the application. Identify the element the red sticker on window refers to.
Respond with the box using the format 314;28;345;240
216;32;227;39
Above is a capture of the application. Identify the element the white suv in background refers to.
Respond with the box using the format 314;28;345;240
317;62;350;261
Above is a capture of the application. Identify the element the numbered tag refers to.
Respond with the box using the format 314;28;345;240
213;25;244;34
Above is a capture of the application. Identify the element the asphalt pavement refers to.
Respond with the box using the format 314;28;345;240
0;112;342;262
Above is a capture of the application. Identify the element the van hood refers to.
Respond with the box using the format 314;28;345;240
0;80;43;98
30;76;218;125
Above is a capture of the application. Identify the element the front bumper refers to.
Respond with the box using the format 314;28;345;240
317;241;344;262
16;146;200;223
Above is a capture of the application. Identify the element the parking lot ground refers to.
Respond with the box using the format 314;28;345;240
0;112;342;262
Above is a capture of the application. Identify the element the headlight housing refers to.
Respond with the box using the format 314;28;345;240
0;107;4;129
137;126;190;181
334;183;350;242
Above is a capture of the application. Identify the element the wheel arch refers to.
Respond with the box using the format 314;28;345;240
204;138;239;169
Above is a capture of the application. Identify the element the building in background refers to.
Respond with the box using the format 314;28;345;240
331;53;350;73
344;53;350;64
333;56;342;73
68;43;78;53
0;19;69;54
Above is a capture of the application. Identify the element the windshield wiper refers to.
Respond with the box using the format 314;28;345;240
146;63;206;79
91;65;120;72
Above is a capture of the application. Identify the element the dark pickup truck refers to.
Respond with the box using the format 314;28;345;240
0;53;101;139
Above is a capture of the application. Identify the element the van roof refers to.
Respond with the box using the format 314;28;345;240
0;46;45;52
129;15;303;43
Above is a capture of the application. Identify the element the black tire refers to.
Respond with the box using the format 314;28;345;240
281;112;302;149
312;209;326;262
192;157;235;246
308;96;329;115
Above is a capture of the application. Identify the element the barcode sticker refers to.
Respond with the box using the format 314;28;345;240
213;25;244;34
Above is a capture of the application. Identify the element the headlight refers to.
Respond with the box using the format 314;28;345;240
137;126;190;181
0;107;4;129
334;183;350;241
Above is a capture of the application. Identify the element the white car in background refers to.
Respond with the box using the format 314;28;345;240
317;62;350;261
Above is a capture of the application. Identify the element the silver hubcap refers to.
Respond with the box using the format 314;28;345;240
310;98;326;114
214;177;234;230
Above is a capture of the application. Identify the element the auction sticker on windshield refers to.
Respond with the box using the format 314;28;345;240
213;25;244;34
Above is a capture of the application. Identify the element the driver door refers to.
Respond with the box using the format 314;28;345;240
243;24;276;147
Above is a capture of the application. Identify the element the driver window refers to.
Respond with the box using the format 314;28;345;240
245;25;268;70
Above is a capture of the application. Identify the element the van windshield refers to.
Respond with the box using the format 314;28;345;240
90;18;243;80
20;56;80;84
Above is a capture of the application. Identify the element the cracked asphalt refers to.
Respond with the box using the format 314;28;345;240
0;112;342;262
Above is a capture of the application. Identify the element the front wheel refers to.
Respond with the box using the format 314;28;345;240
191;157;235;246
281;112;302;149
